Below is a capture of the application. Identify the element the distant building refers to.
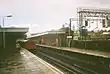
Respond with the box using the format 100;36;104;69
27;27;73;47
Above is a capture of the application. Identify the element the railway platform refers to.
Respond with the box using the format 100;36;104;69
60;47;110;58
36;44;110;58
0;48;63;74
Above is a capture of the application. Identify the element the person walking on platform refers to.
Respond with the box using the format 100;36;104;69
16;42;21;51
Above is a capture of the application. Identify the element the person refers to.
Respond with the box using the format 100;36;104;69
16;43;21;51
56;38;59;47
41;39;45;44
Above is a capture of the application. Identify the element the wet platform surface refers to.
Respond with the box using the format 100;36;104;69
0;48;63;74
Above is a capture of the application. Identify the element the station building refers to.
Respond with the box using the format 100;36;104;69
27;27;72;47
0;27;28;52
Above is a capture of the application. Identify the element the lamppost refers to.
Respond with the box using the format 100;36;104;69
3;15;12;48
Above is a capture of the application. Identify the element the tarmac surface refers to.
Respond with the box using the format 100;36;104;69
36;44;110;58
0;48;63;74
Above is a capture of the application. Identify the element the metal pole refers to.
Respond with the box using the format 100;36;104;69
69;18;71;36
2;15;12;48
69;18;71;47
3;17;5;48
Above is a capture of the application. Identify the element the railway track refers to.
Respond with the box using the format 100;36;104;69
37;51;98;74
29;47;110;74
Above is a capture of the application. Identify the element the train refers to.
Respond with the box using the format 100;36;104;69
16;39;36;50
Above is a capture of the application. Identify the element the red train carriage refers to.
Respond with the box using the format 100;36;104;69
18;40;36;50
25;40;36;50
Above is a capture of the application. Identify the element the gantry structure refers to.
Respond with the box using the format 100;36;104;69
77;7;110;29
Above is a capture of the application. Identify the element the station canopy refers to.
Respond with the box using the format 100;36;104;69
0;27;28;33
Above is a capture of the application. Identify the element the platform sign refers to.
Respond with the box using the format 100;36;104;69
67;36;72;39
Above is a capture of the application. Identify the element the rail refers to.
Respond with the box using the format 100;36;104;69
30;44;110;74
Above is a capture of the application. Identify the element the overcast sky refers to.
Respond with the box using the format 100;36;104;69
0;0;110;33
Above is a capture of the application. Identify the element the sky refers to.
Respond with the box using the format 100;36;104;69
0;0;110;33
